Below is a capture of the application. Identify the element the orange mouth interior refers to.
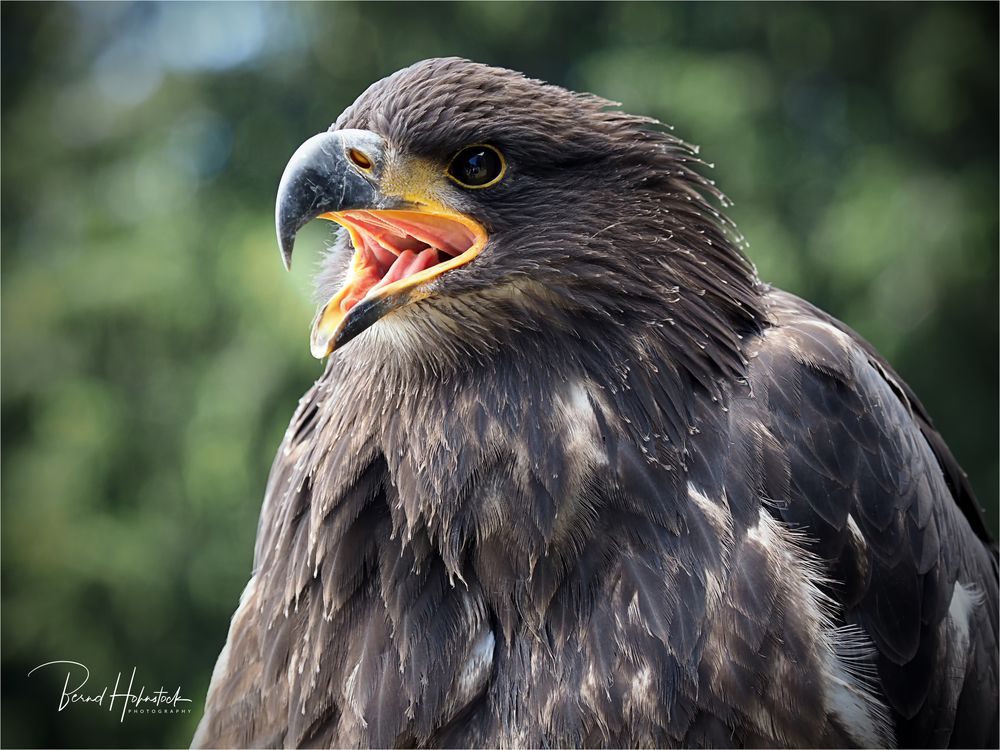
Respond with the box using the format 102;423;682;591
309;209;487;357
325;209;485;315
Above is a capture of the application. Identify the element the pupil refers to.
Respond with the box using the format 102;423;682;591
466;154;485;179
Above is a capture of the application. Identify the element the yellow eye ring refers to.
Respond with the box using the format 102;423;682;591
445;144;506;189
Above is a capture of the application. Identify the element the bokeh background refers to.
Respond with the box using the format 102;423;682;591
2;2;997;747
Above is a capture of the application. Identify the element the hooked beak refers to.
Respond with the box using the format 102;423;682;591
275;129;385;271
275;129;487;358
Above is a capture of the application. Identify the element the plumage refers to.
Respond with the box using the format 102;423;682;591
194;58;998;749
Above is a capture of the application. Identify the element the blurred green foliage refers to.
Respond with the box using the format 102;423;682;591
2;2;996;747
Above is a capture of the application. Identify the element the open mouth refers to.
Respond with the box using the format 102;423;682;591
310;209;487;356
326;210;485;315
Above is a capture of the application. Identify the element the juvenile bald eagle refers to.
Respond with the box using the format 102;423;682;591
194;59;998;748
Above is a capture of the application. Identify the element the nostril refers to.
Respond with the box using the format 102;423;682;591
347;148;373;171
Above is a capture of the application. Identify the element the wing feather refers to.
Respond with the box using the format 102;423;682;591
734;290;998;745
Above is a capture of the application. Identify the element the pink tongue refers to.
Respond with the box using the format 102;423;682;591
370;247;439;295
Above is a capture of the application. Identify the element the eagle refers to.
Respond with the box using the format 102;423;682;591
193;58;998;748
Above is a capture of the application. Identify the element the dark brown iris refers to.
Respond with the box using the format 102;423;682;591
447;145;504;188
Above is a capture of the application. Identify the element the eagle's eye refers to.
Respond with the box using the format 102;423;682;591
446;144;505;188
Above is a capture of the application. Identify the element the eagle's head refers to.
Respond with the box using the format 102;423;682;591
277;57;762;381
